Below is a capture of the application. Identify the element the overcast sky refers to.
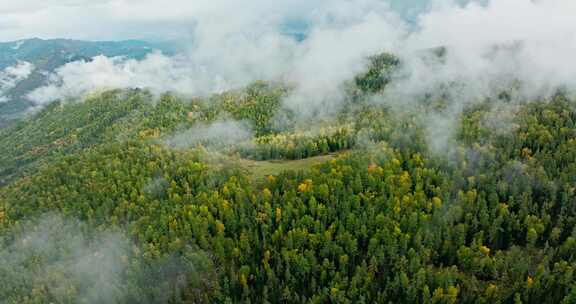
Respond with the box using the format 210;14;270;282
0;0;437;42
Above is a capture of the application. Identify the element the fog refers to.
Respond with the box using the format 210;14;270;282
24;0;576;152
0;61;34;103
0;214;211;303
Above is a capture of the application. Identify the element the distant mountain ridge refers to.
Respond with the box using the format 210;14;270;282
0;38;175;69
0;38;175;127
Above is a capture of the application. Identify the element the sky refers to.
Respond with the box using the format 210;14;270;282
0;0;437;42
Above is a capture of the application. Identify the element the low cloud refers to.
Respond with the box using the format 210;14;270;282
0;214;131;303
375;0;576;153
164;120;254;149
21;0;576;154
283;0;406;118
0;213;211;303
28;0;405;116
0;61;34;103
31;0;576;108
28;52;215;105
387;0;576;103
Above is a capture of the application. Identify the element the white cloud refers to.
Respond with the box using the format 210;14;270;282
0;61;34;103
284;0;406;117
375;0;576;153
27;0;404;108
386;0;576;103
29;53;199;104
165;120;254;149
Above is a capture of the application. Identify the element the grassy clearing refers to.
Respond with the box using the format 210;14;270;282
240;152;348;179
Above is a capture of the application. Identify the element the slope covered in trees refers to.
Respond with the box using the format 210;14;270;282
0;53;576;303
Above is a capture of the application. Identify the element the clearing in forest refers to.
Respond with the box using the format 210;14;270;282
240;152;347;178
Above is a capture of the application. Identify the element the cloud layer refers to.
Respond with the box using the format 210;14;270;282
387;0;576;103
28;0;576;103
28;0;406;112
19;0;576;151
0;61;34;103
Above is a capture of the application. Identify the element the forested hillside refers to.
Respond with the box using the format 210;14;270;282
1;52;576;304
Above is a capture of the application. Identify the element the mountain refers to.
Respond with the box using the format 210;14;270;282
0;38;175;127
1;50;576;302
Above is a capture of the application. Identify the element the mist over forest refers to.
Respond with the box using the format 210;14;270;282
1;0;576;303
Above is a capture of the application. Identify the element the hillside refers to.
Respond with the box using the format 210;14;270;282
1;50;576;303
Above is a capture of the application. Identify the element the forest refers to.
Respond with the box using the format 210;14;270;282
0;52;576;304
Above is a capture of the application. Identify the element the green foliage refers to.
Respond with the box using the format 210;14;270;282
0;64;575;302
354;53;399;94
0;82;287;184
0;89;152;184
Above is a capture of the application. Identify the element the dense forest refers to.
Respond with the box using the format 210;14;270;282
1;52;576;304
